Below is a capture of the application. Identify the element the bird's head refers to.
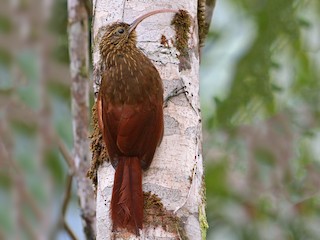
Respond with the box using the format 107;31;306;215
99;9;178;54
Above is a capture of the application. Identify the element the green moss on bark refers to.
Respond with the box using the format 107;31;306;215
87;102;108;190
199;177;208;240
144;192;188;239
171;10;192;71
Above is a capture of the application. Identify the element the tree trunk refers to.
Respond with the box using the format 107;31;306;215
92;1;206;239
67;0;96;238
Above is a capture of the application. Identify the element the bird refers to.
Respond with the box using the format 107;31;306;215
97;9;177;235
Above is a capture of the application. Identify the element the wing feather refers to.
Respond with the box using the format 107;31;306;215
101;97;163;169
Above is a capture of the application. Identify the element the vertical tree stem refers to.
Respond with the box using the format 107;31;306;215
67;0;96;238
92;1;205;239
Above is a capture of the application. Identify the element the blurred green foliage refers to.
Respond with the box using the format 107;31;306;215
50;0;69;63
203;0;320;239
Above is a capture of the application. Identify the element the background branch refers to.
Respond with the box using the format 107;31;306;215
67;0;96;238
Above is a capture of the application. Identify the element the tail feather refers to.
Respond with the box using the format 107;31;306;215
111;157;143;235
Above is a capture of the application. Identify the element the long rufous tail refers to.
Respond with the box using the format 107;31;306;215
111;157;143;235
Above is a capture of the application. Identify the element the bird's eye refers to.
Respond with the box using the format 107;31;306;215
117;28;125;34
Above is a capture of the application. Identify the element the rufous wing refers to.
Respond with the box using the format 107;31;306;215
101;98;163;170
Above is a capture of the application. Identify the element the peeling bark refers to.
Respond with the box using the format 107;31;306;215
91;1;206;239
67;0;96;238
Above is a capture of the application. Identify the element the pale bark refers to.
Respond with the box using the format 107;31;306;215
67;0;96;238
92;1;206;239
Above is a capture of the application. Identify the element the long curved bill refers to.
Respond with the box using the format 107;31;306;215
128;9;178;34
